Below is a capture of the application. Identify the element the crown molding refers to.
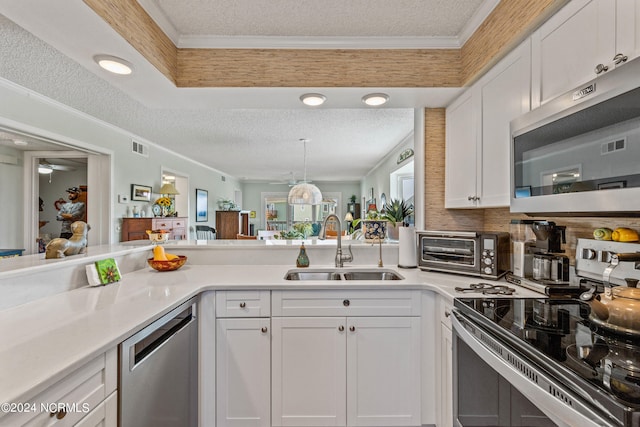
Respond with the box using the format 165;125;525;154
177;35;462;49
458;0;501;46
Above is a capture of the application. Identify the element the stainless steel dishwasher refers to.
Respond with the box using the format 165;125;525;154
120;297;198;427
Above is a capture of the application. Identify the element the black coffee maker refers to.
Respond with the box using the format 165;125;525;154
531;221;569;282
531;221;566;253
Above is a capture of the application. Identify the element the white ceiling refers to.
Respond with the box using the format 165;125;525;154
0;0;495;183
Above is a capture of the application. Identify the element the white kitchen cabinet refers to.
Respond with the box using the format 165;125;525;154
346;317;421;427
444;90;477;208
445;39;531;208
531;0;640;107
217;318;271;427
74;391;117;427
271;290;421;427
216;291;272;427
436;297;453;427
0;348;117;427
272;317;347;427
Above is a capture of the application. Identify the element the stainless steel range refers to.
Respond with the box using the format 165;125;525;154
451;239;640;426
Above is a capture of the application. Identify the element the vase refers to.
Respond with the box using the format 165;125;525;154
362;220;387;242
387;224;401;241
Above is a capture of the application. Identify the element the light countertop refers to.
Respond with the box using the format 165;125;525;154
0;262;544;409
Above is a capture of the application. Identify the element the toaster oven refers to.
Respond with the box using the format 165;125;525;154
417;230;510;279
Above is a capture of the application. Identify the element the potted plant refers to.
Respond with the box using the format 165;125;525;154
382;199;414;240
353;210;387;242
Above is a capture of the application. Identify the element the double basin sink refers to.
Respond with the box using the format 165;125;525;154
285;268;404;281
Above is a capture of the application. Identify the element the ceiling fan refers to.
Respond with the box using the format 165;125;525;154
38;159;77;174
269;171;313;187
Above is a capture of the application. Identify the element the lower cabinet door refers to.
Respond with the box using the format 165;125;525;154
217;318;271;427
74;391;117;427
439;322;453;427
271;317;347;427
346;317;421;427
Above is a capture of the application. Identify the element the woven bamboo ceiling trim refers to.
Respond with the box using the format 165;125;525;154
83;0;565;88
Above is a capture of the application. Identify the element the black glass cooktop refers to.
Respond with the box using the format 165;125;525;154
454;297;640;424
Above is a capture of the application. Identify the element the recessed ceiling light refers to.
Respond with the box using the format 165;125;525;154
93;55;133;75
13;140;28;146
300;93;326;106
362;93;389;106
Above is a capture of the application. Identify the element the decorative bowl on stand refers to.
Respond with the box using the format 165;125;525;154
148;232;169;244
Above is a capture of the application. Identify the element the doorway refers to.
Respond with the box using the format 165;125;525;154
161;168;190;236
23;149;111;254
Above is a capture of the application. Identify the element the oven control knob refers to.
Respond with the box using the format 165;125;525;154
581;248;596;260
482;250;488;257
484;266;493;274
484;257;492;265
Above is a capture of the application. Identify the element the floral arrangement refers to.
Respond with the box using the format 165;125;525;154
155;197;172;207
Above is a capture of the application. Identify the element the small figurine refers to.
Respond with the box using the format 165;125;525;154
45;221;90;259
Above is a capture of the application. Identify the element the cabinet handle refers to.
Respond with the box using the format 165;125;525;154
594;63;609;74
467;195;474;201
343;299;350;307
239;302;246;308
50;410;67;420
467;195;479;202
261;327;268;333
444;310;451;318
613;53;628;65
349;326;356;332
338;325;345;331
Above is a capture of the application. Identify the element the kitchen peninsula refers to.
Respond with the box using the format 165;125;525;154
0;241;542;427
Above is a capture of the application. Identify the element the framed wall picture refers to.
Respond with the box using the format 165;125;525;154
196;188;208;222
131;184;152;202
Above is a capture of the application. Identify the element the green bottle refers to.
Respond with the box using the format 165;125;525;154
296;243;310;268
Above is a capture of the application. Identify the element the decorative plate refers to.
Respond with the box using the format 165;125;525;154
152;204;162;216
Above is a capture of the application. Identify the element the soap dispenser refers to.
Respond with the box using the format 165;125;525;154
296;243;310;268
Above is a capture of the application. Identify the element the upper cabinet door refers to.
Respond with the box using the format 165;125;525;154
445;40;531;209
478;39;531;207
616;0;640;65
531;0;616;107
445;90;478;208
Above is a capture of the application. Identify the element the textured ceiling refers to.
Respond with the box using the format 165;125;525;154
0;0;493;182
145;0;486;42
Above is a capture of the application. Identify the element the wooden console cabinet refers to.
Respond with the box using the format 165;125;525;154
216;211;249;239
121;217;187;241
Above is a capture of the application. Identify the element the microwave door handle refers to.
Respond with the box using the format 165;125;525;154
451;313;612;427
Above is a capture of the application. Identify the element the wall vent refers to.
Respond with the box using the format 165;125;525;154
132;140;149;157
601;137;626;155
221;176;226;182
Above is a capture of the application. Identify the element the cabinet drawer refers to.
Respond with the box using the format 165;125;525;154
0;348;117;426
152;219;174;230
216;290;271;317
272;290;421;317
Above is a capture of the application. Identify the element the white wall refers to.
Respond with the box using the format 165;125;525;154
0;146;23;248
0;80;242;243
361;133;414;210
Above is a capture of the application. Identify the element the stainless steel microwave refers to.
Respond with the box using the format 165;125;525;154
417;231;510;279
510;56;640;215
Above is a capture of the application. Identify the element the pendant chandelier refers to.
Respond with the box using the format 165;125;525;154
288;139;323;205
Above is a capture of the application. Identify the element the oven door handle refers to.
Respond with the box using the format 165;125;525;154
451;311;613;427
